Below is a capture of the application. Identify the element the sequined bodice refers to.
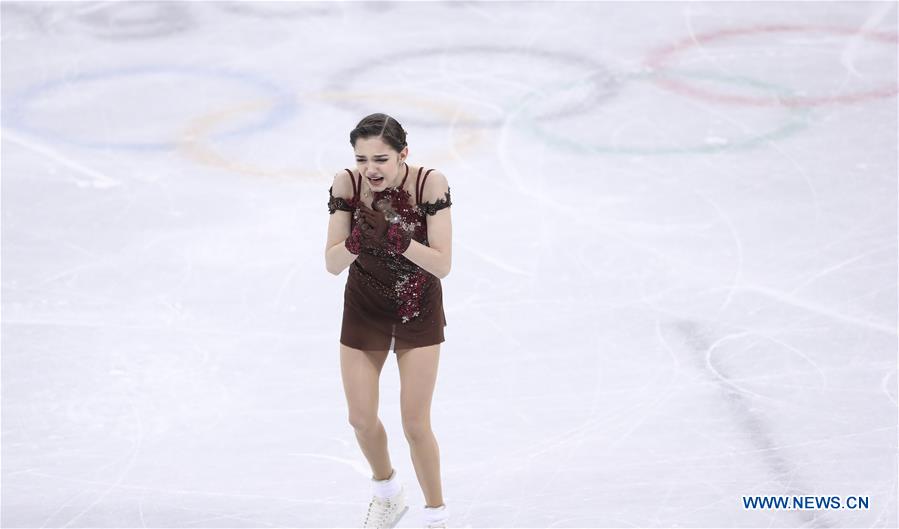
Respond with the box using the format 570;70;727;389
327;167;452;323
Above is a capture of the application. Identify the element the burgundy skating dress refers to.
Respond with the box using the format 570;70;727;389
328;166;452;352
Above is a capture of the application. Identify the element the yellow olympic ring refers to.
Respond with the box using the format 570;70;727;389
177;90;484;181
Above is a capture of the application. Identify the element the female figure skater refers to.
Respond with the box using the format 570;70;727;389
325;113;452;528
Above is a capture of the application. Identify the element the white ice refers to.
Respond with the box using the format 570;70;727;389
1;1;897;527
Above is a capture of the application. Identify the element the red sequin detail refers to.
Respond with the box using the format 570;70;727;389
361;185;431;323
345;223;362;254
386;223;411;254
395;269;429;323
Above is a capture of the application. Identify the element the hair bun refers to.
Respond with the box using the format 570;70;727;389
350;113;407;153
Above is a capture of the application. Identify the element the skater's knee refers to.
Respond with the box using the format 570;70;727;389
401;418;432;443
348;412;380;434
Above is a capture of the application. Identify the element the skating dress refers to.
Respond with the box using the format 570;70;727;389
327;166;452;352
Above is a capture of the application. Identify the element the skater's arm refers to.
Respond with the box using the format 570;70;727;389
325;171;359;275
325;235;358;275
402;171;452;279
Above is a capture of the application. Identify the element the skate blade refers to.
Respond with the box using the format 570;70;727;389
387;506;409;528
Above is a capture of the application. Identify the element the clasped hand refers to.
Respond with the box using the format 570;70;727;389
358;203;389;241
361;203;412;254
345;203;412;255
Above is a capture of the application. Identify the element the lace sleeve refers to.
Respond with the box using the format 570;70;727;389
418;187;452;216
328;186;354;214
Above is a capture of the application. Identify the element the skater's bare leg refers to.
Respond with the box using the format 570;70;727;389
340;343;393;480
396;344;444;507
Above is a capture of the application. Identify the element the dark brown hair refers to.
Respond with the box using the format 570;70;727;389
349;113;408;152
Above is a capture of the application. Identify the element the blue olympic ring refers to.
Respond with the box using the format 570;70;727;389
3;65;298;151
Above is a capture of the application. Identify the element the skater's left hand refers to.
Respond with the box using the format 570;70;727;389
386;223;412;254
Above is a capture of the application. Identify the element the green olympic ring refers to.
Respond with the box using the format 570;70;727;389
513;69;814;156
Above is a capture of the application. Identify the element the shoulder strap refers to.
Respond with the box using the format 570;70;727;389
344;168;360;200
398;163;410;188
416;168;436;204
414;167;424;204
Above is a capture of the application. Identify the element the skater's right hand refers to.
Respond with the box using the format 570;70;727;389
358;203;389;241
346;205;385;254
344;220;363;255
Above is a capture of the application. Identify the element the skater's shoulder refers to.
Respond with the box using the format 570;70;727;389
330;168;356;200
418;169;451;220
419;168;450;204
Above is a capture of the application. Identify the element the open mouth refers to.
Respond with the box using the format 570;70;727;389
368;176;384;185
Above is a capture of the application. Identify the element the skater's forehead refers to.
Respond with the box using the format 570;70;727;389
354;136;395;153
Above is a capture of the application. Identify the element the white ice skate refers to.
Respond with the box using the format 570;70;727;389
422;504;449;528
362;485;408;528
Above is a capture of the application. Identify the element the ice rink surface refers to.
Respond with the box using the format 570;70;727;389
1;1;897;527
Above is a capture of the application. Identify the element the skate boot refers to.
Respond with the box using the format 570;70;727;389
362;469;408;528
423;504;449;528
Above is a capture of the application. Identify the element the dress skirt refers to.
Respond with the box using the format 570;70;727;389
340;257;447;352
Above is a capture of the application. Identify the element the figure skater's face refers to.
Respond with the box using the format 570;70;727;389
354;136;408;190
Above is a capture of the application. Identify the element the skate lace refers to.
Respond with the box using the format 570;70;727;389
362;496;394;528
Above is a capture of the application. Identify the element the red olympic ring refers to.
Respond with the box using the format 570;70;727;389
645;24;898;107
